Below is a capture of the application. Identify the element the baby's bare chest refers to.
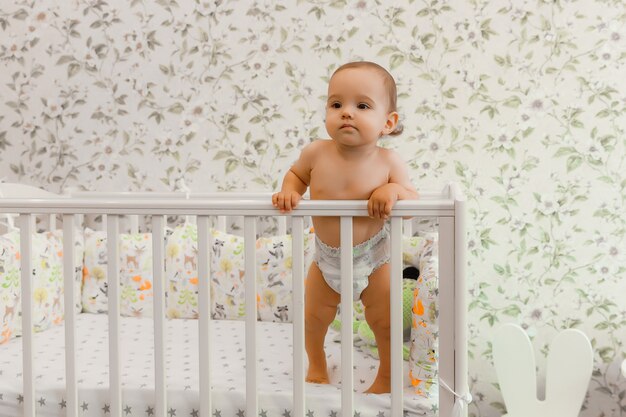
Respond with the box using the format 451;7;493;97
310;159;389;199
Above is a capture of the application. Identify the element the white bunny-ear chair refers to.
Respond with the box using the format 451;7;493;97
493;323;593;417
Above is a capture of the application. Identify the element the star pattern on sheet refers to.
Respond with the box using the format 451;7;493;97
0;320;412;417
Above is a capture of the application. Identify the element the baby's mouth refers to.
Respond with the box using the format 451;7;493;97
340;124;356;130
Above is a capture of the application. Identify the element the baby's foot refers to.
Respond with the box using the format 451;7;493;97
364;376;391;394
306;364;330;384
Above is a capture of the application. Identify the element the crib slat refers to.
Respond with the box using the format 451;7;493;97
49;213;56;230
291;217;305;417
130;215;139;234
19;214;35;417
390;217;404;416
278;216;287;235
438;217;455;417
244;216;258;417
107;215;122;417
151;215;167;417
197;215;212;417
455;198;468;417
339;216;353;417
217;215;226;232
403;218;413;237
63;214;78;417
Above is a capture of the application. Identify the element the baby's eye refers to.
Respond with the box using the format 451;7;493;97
357;103;370;109
330;102;341;109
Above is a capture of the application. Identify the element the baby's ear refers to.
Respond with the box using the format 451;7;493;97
383;112;399;135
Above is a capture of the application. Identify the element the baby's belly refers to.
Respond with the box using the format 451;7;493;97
311;216;386;248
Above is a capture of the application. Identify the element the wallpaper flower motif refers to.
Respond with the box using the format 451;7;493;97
0;1;625;416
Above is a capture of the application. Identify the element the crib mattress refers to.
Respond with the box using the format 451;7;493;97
0;314;436;417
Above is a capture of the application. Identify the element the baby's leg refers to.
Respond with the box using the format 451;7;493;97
305;262;340;384
360;262;391;394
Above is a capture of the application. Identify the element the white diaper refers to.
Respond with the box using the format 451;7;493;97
313;223;390;301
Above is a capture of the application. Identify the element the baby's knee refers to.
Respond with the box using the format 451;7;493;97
365;306;391;333
305;303;338;327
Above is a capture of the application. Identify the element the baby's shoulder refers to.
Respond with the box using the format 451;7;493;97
376;147;403;164
300;139;332;158
307;138;332;151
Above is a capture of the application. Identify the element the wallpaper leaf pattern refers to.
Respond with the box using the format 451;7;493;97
0;1;625;416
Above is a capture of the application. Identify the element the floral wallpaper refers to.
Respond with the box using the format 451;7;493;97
0;0;625;416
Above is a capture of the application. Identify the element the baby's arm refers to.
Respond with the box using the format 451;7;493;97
272;142;318;212
368;151;419;219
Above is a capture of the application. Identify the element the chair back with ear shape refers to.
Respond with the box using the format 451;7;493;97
493;323;593;417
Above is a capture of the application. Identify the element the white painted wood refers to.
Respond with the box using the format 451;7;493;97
151;215;167;417
130;215;139;234
49;213;56;230
63;214;78;417
390;218;403;417
197;216;212;417
291;217;305;417
438;216;455;417
19;214;35;417
403;219;413;237
244;217;258;417
455;197;469;417
493;324;593;417
0;182;58;198
107;215;122;417
102;213;107;232
0;184;469;417
339;217;353;417
217;216;226;232
278;216;287;235
0;199;455;217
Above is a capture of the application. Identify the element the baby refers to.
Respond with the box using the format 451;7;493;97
272;61;418;394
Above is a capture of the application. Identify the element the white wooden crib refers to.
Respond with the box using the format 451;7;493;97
0;182;468;417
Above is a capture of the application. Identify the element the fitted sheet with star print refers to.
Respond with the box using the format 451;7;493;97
0;314;437;417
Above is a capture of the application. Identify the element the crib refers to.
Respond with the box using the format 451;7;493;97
0;182;468;417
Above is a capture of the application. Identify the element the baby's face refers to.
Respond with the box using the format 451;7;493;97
325;67;397;147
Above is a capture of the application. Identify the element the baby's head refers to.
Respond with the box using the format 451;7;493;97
326;61;402;143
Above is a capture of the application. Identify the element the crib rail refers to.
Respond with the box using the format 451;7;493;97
0;198;454;216
0;188;467;417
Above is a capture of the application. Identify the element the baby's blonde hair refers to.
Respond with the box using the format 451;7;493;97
331;61;403;136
